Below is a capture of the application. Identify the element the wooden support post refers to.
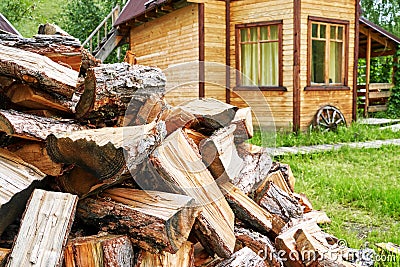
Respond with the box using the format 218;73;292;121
364;30;371;117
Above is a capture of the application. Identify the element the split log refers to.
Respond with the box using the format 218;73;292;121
215;247;267;267
7;141;63;176
231;107;253;143
0;34;82;72
194;243;223;267
148;129;235;258
77;188;200;254
0;148;46;235
234;143;272;195
163;106;197;135
269;162;295;192
38;23;71;36
234;226;283;267
219;182;284;236
64;234;134;267
75;63;165;125
46;122;166;193
0;109;85;141
293;193;313;213
130;95;166;125
254;171;293;199
6;189;78;267
199;125;244;182
0;248;10;267
302;210;332;224
275;220;322;267
254;182;303;223
0;44;79;99
135;241;194;267
4;83;75;113
179;98;238;135
294;229;356;267
184;128;208;147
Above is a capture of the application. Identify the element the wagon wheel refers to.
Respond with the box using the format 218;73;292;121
314;105;346;132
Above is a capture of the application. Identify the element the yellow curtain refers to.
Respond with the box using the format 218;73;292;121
329;41;342;84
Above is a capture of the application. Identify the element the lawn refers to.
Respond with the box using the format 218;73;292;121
278;145;400;266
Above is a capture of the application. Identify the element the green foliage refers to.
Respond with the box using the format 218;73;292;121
358;57;394;84
361;0;400;37
387;48;400;118
0;0;37;24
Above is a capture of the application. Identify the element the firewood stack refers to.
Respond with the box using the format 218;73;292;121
0;29;368;267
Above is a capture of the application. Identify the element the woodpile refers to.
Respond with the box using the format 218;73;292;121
0;28;368;267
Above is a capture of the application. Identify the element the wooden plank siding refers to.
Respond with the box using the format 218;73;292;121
299;0;356;129
230;0;294;130
130;4;200;106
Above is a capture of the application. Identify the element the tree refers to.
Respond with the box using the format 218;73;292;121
361;0;400;37
0;0;38;35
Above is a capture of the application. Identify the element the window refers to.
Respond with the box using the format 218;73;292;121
308;17;349;88
236;21;283;89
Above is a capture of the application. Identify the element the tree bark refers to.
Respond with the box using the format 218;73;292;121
148;129;236;258
77;188;200;254
215;247;266;267
6;189;78;267
0;148;46;235
64;234;134;267
0;109;85;141
231;107;253;143
0;34;82;72
38;23;71;36
75;63;165;126
0;44;79;99
234;226;284;267
234;143;273;195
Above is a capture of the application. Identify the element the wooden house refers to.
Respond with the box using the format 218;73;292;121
114;0;399;131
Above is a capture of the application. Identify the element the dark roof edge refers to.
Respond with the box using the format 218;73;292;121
0;13;21;36
360;17;400;45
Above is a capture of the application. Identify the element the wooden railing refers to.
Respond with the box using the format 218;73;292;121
357;83;393;114
82;5;121;54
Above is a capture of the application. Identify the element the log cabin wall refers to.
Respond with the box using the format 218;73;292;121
229;0;294;130
129;4;199;106
299;0;356;130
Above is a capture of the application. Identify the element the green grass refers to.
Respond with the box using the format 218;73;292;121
278;145;400;266
250;122;400;148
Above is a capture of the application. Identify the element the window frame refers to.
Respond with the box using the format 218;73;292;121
306;16;350;91
235;20;286;91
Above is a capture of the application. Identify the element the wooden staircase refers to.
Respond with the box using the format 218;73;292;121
82;4;126;62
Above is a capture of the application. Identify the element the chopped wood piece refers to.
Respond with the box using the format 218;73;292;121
180;98;238;135
275;220;322;267
75;63;165;125
234;143;272;195
269;162;295;192
163;106;197;135
293;193;313;213
7;141;63;176
135;241;194;267
234;226;284;267
303;210;332;224
131;95;166;125
0;148;46;235
199;125;244;182
64;234;134;267
0;44;79;98
231;107;253;143
5;83;75;113
254;171;292;199
55;166;102;197
0;109;85;141
0;248;10;267
255;182;303;223
184;128;208;147
6;189;78;267
38;23;71;36
149;129;235;258
215;247;267;267
78;188;200;254
194;243;223;267
0;34;82;71
46;121;165;187
80;48;101;76
219;182;284;236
